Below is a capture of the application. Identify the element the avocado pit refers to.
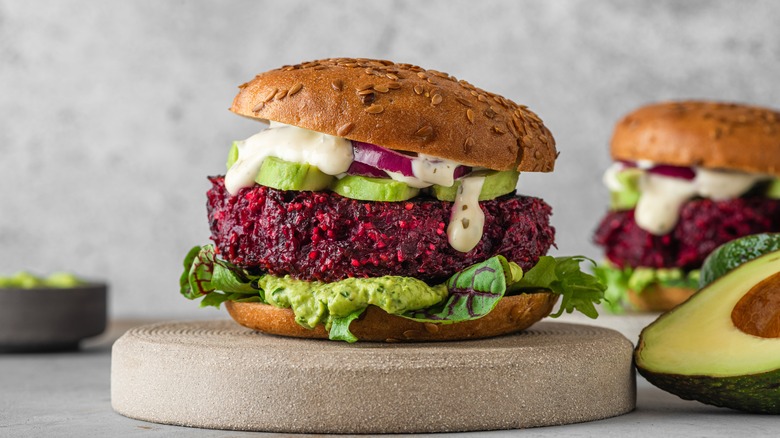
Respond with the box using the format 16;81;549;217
732;271;780;338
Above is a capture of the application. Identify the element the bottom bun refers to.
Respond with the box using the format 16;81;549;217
626;285;696;312
225;292;559;342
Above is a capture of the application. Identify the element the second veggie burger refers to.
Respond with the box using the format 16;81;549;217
181;58;604;342
595;101;780;312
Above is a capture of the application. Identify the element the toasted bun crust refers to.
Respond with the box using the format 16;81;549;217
231;58;557;172
225;293;558;342
611;101;780;176
626;285;696;312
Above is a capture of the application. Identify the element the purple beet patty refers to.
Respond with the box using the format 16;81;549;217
207;176;555;283
594;197;780;270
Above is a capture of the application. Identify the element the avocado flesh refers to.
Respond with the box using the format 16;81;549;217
332;175;419;201
635;251;780;413
254;157;334;191
432;170;519;201
767;178;780;199
609;168;642;210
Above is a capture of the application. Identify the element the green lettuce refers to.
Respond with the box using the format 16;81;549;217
592;262;699;313
180;245;606;342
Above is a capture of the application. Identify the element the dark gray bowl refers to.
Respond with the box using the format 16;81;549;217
0;283;107;352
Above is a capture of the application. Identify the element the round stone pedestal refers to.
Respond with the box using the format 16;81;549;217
112;320;635;433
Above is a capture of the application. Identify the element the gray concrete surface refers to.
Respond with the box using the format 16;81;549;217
1;1;779;319
1;319;778;437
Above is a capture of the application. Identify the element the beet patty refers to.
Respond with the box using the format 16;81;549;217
594;197;780;270
207;176;555;283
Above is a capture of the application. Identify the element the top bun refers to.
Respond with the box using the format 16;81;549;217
611;100;780;176
231;58;557;172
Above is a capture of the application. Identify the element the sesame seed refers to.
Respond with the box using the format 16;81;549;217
373;84;389;93
251;102;264;112
337;123;355;137
261;88;277;102
288;83;303;97
431;94;442;105
386;82;401;89
463;137;475;153
365;104;384;114
415;125;434;138
466;109;475;124
331;80;344;92
414;85;424;95
456;96;472;107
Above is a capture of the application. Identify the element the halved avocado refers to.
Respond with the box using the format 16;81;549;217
700;233;780;288
635;250;780;414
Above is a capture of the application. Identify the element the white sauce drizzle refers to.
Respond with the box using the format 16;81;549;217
603;162;628;192
225;123;490;252
629;166;769;235
447;175;486;253
225;122;353;195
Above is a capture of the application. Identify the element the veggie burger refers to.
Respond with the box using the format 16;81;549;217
594;101;780;312
181;58;604;342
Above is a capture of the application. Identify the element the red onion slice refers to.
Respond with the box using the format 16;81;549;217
346;161;389;178
352;141;414;177
648;164;696;180
352;141;471;181
616;160;695;180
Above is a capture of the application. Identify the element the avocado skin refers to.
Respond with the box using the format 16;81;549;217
699;233;780;288
636;365;780;414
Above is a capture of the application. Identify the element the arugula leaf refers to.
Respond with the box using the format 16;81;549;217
510;256;605;319
401;256;510;323
328;308;366;343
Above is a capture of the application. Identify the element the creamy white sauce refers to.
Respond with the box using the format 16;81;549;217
630;167;769;235
447;175;486;253
603;162;628;192
226;122;490;252
225;122;353;195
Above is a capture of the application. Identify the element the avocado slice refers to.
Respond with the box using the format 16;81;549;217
255;157;334;191
226;141;240;170
635;250;780;414
332;175;419;201
700;233;780;288
609;168;642;210
767;179;780;199
432;170;519;201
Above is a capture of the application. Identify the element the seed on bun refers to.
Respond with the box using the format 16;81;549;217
180;58;605;342
595;100;780;313
231;58;557;173
611;100;780;176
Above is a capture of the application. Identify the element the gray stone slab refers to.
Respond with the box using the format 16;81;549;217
111;320;636;433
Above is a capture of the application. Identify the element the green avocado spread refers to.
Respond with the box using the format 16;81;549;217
258;274;449;329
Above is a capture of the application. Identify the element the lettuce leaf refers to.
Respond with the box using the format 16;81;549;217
510;256;605;319
179;245;262;306
592;262;699;314
401;256;512;323
180;245;606;341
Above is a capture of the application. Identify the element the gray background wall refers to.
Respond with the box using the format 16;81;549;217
1;0;778;319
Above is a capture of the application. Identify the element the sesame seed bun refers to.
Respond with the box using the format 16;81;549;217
611;101;780;176
225;292;559;342
230;58;557;173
